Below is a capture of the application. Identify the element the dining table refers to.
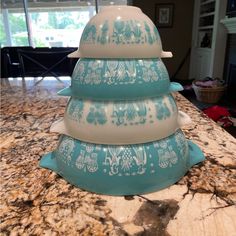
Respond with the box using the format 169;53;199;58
1;78;235;236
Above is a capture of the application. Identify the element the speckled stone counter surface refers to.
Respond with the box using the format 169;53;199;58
1;78;236;236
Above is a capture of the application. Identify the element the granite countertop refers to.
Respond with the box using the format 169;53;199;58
1;81;236;236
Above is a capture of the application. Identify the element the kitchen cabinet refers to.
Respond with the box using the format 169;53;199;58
189;0;227;80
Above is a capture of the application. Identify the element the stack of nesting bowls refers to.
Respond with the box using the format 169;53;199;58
40;6;205;196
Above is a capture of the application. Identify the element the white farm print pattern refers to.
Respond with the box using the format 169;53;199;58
154;140;178;168
57;133;187;175
105;60;136;85
72;59;169;86
103;146;147;176
142;60;160;82
75;144;99;172
57;137;75;165
175;130;188;159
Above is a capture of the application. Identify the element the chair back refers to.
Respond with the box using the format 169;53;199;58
17;48;77;77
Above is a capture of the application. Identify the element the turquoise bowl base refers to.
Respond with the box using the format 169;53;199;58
57;82;183;101
40;140;204;196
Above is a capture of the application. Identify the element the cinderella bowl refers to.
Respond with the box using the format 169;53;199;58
68;6;172;59
40;129;205;195
50;94;191;145
39;5;205;196
58;58;183;100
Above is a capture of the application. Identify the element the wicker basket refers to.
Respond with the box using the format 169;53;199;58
192;82;226;103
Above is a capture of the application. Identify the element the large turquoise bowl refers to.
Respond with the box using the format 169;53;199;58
40;130;205;195
58;58;183;100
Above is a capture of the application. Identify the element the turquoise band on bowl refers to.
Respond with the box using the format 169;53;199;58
58;82;183;100
39;130;205;196
57;58;183;100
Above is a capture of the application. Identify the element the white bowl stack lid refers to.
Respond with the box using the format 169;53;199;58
68;6;172;59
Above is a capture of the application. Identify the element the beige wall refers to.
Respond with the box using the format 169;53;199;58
133;0;194;80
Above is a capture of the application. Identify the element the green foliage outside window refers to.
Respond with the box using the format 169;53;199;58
0;10;90;47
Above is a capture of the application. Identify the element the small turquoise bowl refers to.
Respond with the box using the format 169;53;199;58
58;58;183;100
40;129;204;195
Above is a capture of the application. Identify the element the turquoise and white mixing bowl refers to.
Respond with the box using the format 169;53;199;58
50;94;191;145
68;6;172;59
58;58;183;100
40;129;205;195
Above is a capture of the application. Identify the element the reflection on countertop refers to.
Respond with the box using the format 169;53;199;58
1;77;236;236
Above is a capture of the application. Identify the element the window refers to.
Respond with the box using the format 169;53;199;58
0;13;7;47
1;1;28;47
1;0;129;47
98;0;128;11
28;1;96;47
